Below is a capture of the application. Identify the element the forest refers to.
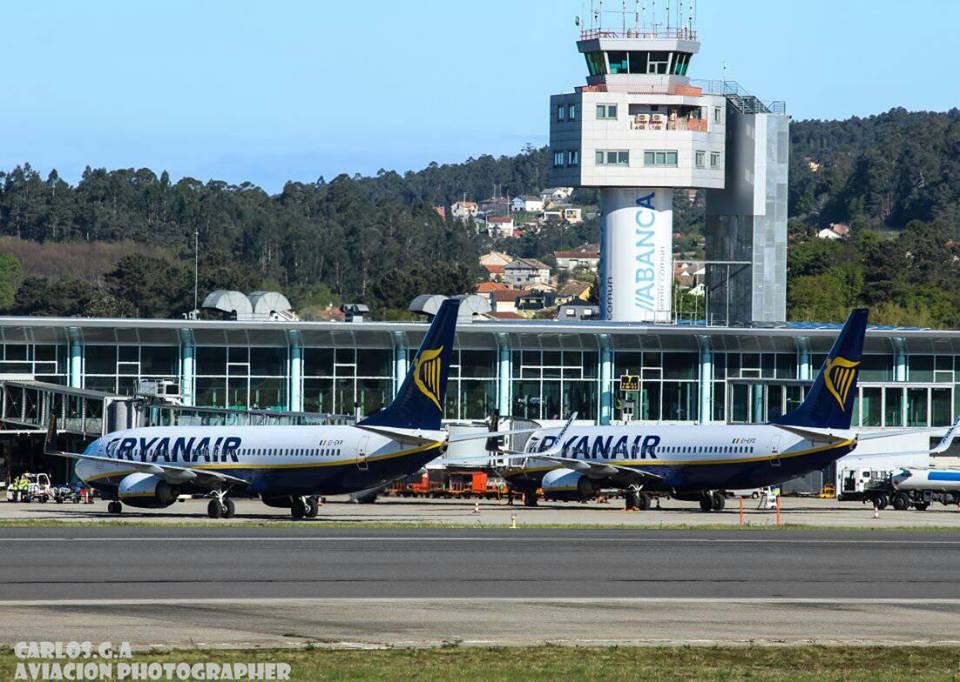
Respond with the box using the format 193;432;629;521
0;107;957;324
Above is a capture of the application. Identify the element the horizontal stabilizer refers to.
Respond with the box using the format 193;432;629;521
773;424;855;444
355;424;446;447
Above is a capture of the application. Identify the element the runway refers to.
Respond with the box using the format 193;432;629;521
3;527;960;647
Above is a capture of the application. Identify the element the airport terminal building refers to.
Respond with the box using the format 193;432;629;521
0;315;957;432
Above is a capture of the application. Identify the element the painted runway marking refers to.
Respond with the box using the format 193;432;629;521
4;535;960;546
3;597;960;606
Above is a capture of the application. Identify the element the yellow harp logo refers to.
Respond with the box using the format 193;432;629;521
824;356;860;410
413;346;444;411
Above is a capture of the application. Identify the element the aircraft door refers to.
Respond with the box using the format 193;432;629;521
770;435;782;468
357;435;370;472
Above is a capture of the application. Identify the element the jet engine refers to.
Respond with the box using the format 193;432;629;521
117;473;178;509
541;468;598;502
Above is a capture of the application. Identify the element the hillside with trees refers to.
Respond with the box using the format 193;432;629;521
0;107;958;324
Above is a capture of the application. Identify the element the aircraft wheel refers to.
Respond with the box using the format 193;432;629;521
207;499;224;519
699;495;713;512
523;491;538;507
290;497;307;520
305;496;319;518
712;492;725;512
636;493;651;511
222;498;236;518
108;501;122;514
892;492;911;511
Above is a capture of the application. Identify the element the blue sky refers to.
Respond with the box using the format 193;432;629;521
2;0;957;192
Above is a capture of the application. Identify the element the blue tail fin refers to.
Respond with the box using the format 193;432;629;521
772;308;868;430
358;298;460;430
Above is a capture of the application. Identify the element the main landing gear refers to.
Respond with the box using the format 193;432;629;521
107;500;123;514
624;486;650;511
290;496;320;520
699;491;726;513
206;490;236;519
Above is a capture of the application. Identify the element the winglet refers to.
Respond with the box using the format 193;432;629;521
44;415;59;455
542;412;578;456
932;416;960;454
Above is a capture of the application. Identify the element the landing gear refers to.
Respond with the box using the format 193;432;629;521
207;490;236;519
698;491;725;512
291;496;307;520
305;496;319;518
207;499;224;518
712;491;725;511
625;486;650;511
107;501;122;514
523;491;538;507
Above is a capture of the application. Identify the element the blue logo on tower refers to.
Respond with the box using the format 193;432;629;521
633;191;657;311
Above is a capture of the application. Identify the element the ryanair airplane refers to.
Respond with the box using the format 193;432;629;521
497;309;869;511
44;299;485;519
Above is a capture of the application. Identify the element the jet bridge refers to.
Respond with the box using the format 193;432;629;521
0;379;353;483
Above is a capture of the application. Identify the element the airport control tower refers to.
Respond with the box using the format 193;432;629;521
549;2;788;324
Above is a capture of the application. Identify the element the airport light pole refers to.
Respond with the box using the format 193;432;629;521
193;228;199;315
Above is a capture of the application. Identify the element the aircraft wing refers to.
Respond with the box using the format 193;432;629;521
446;428;540;443
43;416;249;487
534;455;663;482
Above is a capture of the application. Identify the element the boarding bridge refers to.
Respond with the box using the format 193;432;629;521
0;379;353;439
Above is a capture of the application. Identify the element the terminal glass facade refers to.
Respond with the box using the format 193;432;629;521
1;321;960;431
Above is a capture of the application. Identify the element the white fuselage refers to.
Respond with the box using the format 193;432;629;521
76;425;446;496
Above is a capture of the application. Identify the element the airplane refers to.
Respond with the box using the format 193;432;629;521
43;298;499;519
493;308;869;512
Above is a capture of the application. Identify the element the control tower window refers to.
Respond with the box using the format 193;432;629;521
672;53;691;76
585;52;606;77
648;51;670;74
628;51;648;74
596;104;618;120
608;51;629;75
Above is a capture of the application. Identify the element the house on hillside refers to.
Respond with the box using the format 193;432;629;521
480;197;511;216
539;187;574;205
555;245;600;272
483;263;506;282
562;207;583;224
451;201;478;221
476;281;511;294
486;215;515;238
511;195;545;214
503;258;551;288
488;288;525;314
480;251;513;268
558;279;592;303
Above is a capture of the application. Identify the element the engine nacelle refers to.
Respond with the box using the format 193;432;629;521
542;468;598;502
118;473;178;509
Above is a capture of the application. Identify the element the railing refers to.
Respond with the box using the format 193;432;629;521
689;79;787;115
630;115;708;132
580;28;697;41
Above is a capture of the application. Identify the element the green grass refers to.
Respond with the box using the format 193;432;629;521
3;645;960;681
